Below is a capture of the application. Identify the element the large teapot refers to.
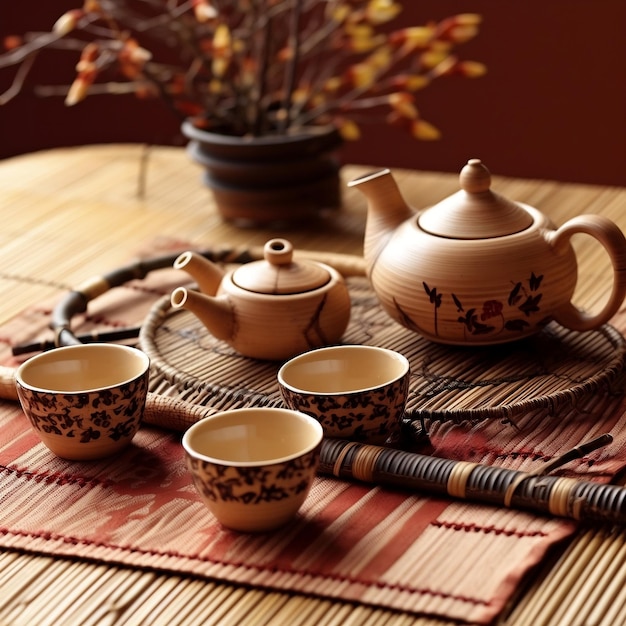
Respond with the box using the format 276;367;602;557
349;159;626;345
170;239;351;360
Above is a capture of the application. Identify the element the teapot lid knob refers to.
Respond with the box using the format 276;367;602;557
233;238;330;294
459;158;491;194
264;238;294;265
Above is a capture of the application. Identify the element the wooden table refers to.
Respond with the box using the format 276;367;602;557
1;144;625;625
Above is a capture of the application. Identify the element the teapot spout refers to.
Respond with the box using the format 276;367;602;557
170;287;234;341
173;251;224;295
348;169;414;267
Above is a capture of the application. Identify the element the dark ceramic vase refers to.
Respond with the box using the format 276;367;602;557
182;120;343;226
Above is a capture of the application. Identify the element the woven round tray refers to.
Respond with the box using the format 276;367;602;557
139;275;626;428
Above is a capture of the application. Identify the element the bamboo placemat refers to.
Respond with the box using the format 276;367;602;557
0;395;575;625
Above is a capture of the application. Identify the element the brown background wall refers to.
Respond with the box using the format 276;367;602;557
1;1;624;186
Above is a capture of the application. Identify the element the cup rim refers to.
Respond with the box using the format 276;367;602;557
182;407;324;467
15;343;150;393
277;344;410;395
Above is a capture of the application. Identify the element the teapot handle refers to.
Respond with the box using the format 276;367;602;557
549;215;626;331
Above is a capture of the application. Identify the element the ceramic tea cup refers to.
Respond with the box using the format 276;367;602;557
15;343;150;461
277;345;410;444
182;407;323;533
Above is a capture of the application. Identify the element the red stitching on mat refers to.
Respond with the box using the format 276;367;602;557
432;520;548;538
0;464;112;488
0;527;492;607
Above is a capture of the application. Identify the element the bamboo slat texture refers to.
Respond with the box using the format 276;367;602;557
1;145;625;625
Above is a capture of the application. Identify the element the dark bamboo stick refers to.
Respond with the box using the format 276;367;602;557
142;394;626;526
318;437;626;526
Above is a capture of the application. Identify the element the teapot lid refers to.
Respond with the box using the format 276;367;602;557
418;159;534;238
232;238;330;294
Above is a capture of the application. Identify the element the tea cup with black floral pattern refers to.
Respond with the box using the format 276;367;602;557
182;407;323;533
278;345;410;445
15;343;150;461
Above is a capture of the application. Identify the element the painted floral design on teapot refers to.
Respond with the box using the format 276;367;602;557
424;269;545;339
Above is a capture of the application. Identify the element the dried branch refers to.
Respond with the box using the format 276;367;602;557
0;1;486;140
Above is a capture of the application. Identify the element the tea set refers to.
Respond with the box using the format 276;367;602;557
13;159;626;532
173;158;626;351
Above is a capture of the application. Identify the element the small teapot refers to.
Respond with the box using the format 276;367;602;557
170;238;351;360
349;159;626;345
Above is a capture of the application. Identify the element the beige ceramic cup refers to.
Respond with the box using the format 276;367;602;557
182;407;323;532
15;343;150;461
278;345;410;444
